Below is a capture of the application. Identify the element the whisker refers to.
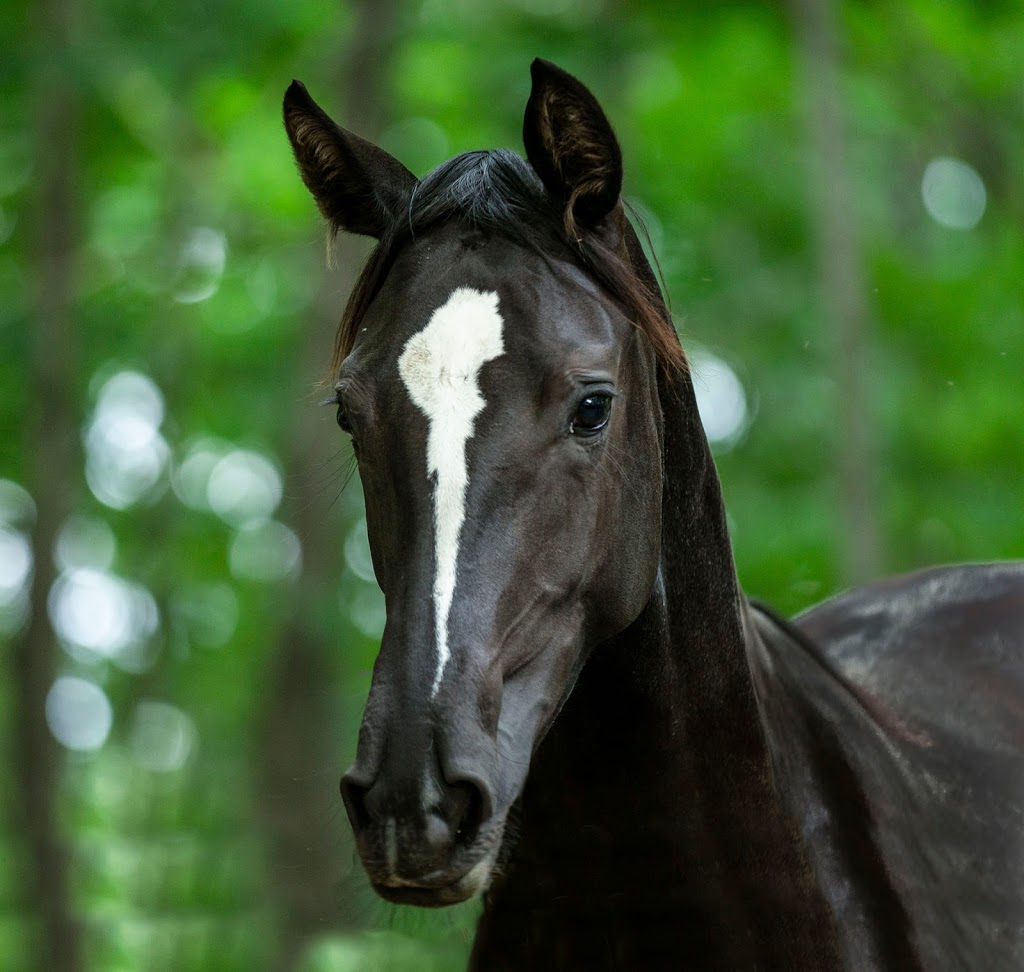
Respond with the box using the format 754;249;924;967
325;475;355;517
283;451;359;509
310;446;350;473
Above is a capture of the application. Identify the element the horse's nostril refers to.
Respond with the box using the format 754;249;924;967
340;774;371;832
448;778;486;846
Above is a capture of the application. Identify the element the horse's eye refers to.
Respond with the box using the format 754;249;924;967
337;405;352;434
570;394;612;436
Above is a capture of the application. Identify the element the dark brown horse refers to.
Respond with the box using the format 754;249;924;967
283;59;1024;970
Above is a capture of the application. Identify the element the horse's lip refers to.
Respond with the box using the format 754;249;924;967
368;848;498;907
372;856;491;909
372;879;473;908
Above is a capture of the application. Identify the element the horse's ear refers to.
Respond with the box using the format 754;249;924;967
522;58;623;237
283;80;416;239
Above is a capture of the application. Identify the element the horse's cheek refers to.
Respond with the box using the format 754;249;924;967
585;462;661;638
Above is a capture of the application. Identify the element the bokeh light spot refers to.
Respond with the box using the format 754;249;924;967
229;521;302;582
173;582;239;649
46;676;113;752
85;370;169;510
0;527;31;602
173;227;227;304
921;157;986;230
348;584;386;640
246;259;278;316
49;568;160;669
344;518;376;584
172;438;229;511
690;349;750;451
55;515;117;571
0;519;32;634
0;479;36;525
131;700;198;773
207;450;283;526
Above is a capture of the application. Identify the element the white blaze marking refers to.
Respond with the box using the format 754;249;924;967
398;288;505;697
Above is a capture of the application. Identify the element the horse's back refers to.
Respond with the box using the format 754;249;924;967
753;562;1024;971
798;562;1024;760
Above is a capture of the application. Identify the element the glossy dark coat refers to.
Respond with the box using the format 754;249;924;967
283;59;1024;971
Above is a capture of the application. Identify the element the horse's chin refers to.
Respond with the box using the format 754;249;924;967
370;847;499;908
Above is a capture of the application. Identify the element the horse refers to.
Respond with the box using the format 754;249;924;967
282;59;1024;970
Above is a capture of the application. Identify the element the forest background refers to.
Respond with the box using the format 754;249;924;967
2;0;1022;969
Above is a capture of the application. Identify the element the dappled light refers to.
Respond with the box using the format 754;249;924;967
345;583;387;641
85;370;170;510
45;676;114;753
0;478;36;634
228;520;302;583
171;582;239;649
130;700;198;773
55;515;117;572
690;348;750;452
207;449;283;526
49;568;159;672
343;517;377;584
172;437;231;511
0;528;31;601
921;157;986;231
341;519;385;638
0;479;36;525
173;227;227;304
0;526;31;634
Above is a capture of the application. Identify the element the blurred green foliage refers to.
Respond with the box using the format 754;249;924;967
1;0;1022;969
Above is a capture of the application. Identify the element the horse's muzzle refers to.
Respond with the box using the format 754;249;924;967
340;733;502;902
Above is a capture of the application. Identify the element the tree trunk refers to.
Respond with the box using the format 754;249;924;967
258;1;402;969
12;0;82;968
789;0;883;584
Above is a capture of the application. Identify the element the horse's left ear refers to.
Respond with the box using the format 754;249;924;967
523;58;623;237
283;80;416;239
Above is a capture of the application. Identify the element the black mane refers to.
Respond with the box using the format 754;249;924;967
328;148;685;374
412;149;558;235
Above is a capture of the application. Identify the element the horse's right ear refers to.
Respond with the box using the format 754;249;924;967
283;80;416;239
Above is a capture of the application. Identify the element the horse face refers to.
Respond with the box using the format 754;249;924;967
284;61;665;905
338;223;662;903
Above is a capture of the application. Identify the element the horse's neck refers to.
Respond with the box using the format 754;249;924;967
639;372;843;965
474;372;843;971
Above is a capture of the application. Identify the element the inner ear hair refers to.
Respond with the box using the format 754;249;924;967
524;59;623;240
286;113;350;226
283;80;415;239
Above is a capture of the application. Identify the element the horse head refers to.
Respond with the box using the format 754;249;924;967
284;59;679;907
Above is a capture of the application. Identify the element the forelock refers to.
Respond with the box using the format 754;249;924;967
326;149;686;378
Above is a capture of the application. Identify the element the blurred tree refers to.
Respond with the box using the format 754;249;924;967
12;0;83;968
257;0;404;968
790;0;882;584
